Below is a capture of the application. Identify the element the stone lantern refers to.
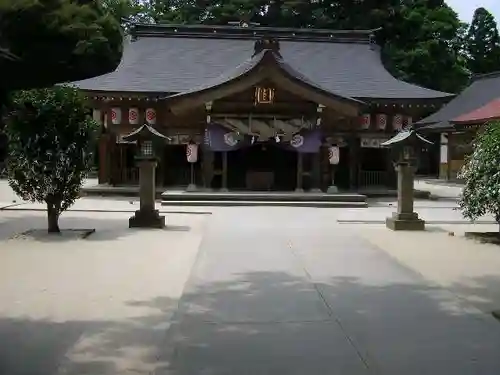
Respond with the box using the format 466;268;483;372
381;128;433;231
121;124;170;228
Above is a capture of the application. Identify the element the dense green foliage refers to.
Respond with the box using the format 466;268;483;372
101;0;151;31
0;0;123;91
5;86;97;232
465;7;500;75
458;122;500;226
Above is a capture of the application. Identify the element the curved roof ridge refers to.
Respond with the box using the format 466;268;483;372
472;71;500;81
165;48;362;105
71;34;456;100
418;72;500;126
270;52;362;103
132;23;381;40
365;44;453;99
165;50;267;98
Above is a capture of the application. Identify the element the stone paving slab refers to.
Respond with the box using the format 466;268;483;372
159;208;500;375
2;205;500;374
165;320;370;375
287;225;500;374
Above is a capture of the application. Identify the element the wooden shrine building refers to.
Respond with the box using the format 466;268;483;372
418;71;500;181
73;23;452;192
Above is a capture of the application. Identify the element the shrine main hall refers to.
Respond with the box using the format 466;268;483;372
74;23;451;192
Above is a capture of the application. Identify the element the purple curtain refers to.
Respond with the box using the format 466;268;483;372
203;123;249;152
204;123;322;153
278;129;322;153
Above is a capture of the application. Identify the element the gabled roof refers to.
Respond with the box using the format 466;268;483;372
452;97;500;125
72;24;452;101
381;128;433;147
418;71;500;126
121;124;170;142
164;45;364;116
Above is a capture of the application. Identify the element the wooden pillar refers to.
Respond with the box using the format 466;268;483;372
156;143;165;187
312;150;321;192
446;132;452;180
386;145;396;188
98;133;110;184
221;151;228;191
296;152;303;192
349;135;359;189
202;148;214;190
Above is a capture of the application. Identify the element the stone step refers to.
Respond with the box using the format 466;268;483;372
160;200;368;208
160;192;367;202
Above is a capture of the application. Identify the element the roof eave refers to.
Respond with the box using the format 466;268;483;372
164;49;364;116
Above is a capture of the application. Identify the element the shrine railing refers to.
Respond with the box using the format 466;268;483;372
358;170;388;187
121;167;139;185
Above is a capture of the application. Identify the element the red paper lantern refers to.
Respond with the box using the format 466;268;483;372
328;146;340;165
128;108;139;125
145;108;156;125
393;114;403;131
360;114;371;129
186;143;198;163
110;107;121;124
376;114;387;130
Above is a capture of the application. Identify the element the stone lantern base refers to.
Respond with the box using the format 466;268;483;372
129;209;165;229
386;212;425;231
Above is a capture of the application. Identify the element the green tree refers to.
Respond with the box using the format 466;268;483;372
0;0;123;93
5;86;97;233
458;122;500;230
382;0;468;93
465;7;500;75
101;0;152;31
146;0;468;93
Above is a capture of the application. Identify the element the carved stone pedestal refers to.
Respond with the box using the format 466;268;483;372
326;185;338;194
386;212;425;231
386;163;425;231
129;159;165;229
129;209;165;228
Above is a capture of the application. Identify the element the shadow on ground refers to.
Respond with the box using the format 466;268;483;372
0;213;192;242
1;272;500;375
447;275;500;315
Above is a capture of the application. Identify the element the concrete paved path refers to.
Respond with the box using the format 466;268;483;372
160;208;500;375
1;206;500;374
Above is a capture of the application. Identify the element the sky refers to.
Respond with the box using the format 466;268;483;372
446;0;500;23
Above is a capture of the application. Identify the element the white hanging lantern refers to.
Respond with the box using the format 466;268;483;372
111;107;121;125
376;114;387;130
92;109;101;124
128;107;139;125
186;143;198;163
360;114;371;129
328;146;340;165
145;108;156;125
393;114;403;131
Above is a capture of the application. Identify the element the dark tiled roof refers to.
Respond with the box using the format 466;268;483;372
416;122;454;132
452;97;500;124
166;48;363;105
418;71;500;126
73;24;452;100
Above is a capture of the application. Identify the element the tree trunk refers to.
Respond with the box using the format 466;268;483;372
46;201;60;233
